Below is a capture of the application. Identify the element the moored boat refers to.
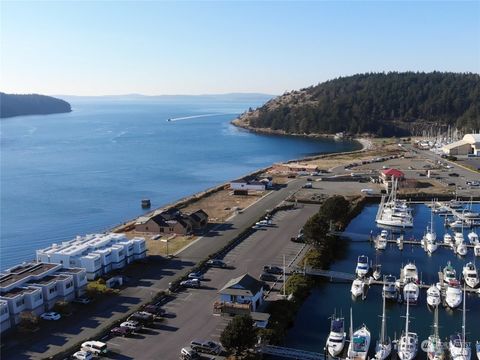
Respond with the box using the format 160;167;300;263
449;287;471;360
445;280;462;309
347;308;371;360
326;312;346;357
443;262;457;285
403;282;419;304
427;305;445;360
382;275;398;300
374;292;391;360
375;230;388;250
351;279;364;298
398;297;418;360
427;285;441;308
462;262;479;289
356;255;369;278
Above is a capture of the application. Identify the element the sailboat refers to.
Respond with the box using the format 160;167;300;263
347;308;371;360
427;305;445;360
374;292;391;360
326;311;346;357
426;285;441;308
425;205;438;254
475;341;480;360
449;286;471;360
398;296;418;360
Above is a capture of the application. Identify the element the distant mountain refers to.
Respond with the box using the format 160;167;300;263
0;93;71;118
233;72;480;137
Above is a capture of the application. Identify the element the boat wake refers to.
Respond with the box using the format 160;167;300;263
167;113;236;122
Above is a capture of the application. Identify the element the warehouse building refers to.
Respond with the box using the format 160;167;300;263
442;133;480;156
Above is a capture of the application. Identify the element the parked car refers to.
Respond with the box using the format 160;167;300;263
190;340;222;355
72;296;92;305
72;350;94;360
81;341;108;356
263;265;283;275
120;320;142;332
448;183;456;186
110;326;133;337
180;347;200;360
40;312;61;321
143;304;166;316
188;272;204;280
206;259;227;268
260;272;277;282
449;173;460;177
129;311;154;324
302;182;313;189
180;279;201;288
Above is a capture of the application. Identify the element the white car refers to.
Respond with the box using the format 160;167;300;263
72;350;94;360
40;312;61;321
188;272;204;280
120;320;142;331
180;279;201;288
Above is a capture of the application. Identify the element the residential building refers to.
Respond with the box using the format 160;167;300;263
379;168;405;183
135;208;208;235
36;233;146;280
217;273;264;313
0;300;10;333
230;178;266;192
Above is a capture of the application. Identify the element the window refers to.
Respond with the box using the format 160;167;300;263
0;307;7;315
66;282;73;289
49;285;57;294
15;299;24;307
34;293;42;301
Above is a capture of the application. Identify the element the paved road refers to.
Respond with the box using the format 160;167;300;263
1;178;310;360
106;204;319;360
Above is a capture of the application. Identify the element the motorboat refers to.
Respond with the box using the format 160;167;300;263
398;297;418;360
445;281;462;309
444;232;453;245
326;313;346;357
347;308;371;360
425;207;438;254
443;262;457;285
373;264;382;281
449;287;471;360
456;242;468;257
448;200;463;209
427;305;445;360
375;181;413;228
382;275;398;301
351;279;364;298
374;293;391;360
475;243;480;257
403;282;419;304
403;263;419;284
449;220;467;229
427;285;441;308
475;341;479;360
462;262;479;289
455;232;465;246
375;230;388;250
467;231;479;245
356;255;369;278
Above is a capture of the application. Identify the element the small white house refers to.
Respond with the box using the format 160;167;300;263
219;273;264;312
230;179;266;192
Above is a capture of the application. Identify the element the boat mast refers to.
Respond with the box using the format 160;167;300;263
462;285;466;351
405;295;410;337
433;304;439;339
380;290;387;345
350;307;354;340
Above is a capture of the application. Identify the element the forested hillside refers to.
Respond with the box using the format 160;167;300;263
234;72;479;136
0;93;71;118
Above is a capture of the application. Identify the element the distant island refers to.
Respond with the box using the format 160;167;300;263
0;92;72;118
233;72;479;137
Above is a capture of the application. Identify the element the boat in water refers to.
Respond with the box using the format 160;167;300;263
403;282;419;304
475;243;480;257
375;180;413;228
351;279;364;298
326;312;346;357
382;275;398;301
443;262;457;285
456;242;468;257
347;308;371;360
462;262;479;289
424;206;438;254
427;305;445;360
427;285;441;308
475;341;480;360
445;280;462;309
355;255;369;278
374;291;391;360
373;264;382;281
403;262;419;284
375;230;388;250
398;296;418;360
468;231;479;245
444;232;453;245
449;286;471;360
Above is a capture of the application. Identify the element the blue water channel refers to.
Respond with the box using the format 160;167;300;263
286;203;480;359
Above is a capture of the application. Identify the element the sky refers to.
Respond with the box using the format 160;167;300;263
1;1;479;96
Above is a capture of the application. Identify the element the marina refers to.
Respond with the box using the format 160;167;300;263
286;202;480;360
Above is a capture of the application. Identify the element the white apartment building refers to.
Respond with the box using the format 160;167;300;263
0;262;87;332
36;233;146;280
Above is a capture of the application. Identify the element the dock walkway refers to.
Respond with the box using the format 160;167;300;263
257;345;325;360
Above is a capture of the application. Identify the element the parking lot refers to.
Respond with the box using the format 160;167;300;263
102;205;317;360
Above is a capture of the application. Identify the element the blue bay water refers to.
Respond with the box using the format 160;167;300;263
0;98;360;270
286;203;480;358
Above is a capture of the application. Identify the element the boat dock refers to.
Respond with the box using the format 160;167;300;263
257;345;325;360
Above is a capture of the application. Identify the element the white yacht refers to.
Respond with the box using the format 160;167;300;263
468;231;479;244
445;281;462;309
462;262;479;288
449;287;471;360
403;282;419;304
424;207;438;254
373;264;382;281
475;341;479;360
427;285;441;308
347;308;371;360
356;255;369;278
455;232;465;246
456;242;468;257
427;305;445;360
374;293;391;360
375;181;413;228
403;263;419;284
375;230;388;250
351;279;364;298
398;297;418;360
326;313;346;357
443;262;457;285
444;232;453;245
383;275;398;301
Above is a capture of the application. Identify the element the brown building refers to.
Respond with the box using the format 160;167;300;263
135;208;208;235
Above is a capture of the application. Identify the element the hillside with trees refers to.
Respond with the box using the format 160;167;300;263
233;72;479;137
0;93;71;118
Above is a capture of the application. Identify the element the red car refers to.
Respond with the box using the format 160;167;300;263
110;326;133;337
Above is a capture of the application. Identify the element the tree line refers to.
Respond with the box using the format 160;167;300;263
247;72;479;136
0;93;72;118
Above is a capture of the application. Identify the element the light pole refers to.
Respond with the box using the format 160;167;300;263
161;238;169;257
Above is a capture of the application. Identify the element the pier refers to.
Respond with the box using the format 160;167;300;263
257;345;325;360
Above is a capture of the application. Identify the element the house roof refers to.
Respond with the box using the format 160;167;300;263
220;273;263;297
463;134;480;144
443;139;471;150
380;168;405;178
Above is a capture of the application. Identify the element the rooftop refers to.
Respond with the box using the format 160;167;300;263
0;263;59;288
220;273;263;297
27;275;57;286
1;286;40;299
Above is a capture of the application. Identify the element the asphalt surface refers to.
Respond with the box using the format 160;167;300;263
1;178;310;360
105;204;319;360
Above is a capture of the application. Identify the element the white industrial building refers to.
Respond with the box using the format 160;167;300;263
0;262;88;332
442;133;480;156
36;233;147;280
